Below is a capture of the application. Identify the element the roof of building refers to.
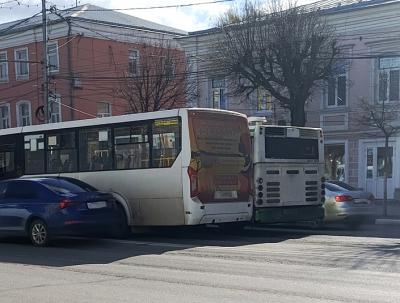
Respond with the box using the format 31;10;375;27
0;3;187;37
184;0;399;37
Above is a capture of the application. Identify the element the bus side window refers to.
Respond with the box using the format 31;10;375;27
46;131;77;173
114;123;150;169
24;134;45;174
152;118;181;168
79;128;112;171
0;151;14;175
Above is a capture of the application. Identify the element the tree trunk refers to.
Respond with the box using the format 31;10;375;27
383;136;389;217
290;101;306;126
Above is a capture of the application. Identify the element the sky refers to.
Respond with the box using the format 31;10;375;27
0;0;318;32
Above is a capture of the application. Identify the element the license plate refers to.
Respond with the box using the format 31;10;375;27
87;201;107;209
214;191;238;199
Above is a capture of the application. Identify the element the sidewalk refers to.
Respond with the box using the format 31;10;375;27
373;199;400;225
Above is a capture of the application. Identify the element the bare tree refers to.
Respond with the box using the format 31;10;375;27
210;1;340;126
359;98;400;216
116;41;196;113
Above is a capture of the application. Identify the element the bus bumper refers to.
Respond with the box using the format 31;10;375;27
254;205;324;224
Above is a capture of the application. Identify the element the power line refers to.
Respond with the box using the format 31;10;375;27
65;0;235;11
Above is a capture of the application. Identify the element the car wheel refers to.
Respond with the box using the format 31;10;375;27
29;219;49;247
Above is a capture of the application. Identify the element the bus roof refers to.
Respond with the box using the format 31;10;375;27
0;108;247;136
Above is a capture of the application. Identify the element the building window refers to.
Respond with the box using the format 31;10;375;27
17;101;31;126
327;74;347;107
14;48;29;80
257;88;273;111
377;146;393;178
0;51;8;82
49;94;62;123
378;57;400;102
97;102;111;118
48;42;59;73
325;144;345;181
0;104;10;129
211;78;227;109
128;50;139;75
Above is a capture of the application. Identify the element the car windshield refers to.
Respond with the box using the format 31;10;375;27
39;178;89;195
329;181;356;191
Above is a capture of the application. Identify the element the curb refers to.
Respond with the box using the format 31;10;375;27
375;218;400;225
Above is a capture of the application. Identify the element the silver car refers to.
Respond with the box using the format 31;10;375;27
324;181;376;226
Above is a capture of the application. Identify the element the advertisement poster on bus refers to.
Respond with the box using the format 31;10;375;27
188;110;251;203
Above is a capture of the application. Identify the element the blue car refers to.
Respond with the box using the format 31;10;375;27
0;177;127;246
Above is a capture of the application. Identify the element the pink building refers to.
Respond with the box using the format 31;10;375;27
0;4;187;128
179;0;400;199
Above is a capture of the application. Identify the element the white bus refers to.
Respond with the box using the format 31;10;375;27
250;120;325;224
0;108;252;227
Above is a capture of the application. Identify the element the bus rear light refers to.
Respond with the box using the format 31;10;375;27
335;195;353;202
188;167;199;198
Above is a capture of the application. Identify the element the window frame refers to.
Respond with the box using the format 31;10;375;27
256;88;273;112
211;78;227;109
326;72;348;108
128;49;139;76
14;47;29;80
49;94;62;123
47;41;60;73
0;51;9;83
377;57;400;103
0;103;11;129
16;100;32;127
97;102;112;118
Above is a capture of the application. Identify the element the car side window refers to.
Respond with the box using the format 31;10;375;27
5;181;38;199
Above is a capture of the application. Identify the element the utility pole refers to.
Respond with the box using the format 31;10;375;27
42;0;49;123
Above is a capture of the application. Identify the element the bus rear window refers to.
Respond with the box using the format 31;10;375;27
189;112;250;156
265;137;319;160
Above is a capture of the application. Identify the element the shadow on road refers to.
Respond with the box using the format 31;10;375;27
0;226;306;267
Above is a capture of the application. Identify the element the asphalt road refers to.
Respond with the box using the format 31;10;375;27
0;225;400;303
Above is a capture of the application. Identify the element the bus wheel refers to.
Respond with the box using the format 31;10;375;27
111;205;130;239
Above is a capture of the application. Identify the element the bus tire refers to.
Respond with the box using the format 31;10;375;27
111;204;130;239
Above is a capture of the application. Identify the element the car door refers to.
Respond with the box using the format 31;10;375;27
1;180;40;232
